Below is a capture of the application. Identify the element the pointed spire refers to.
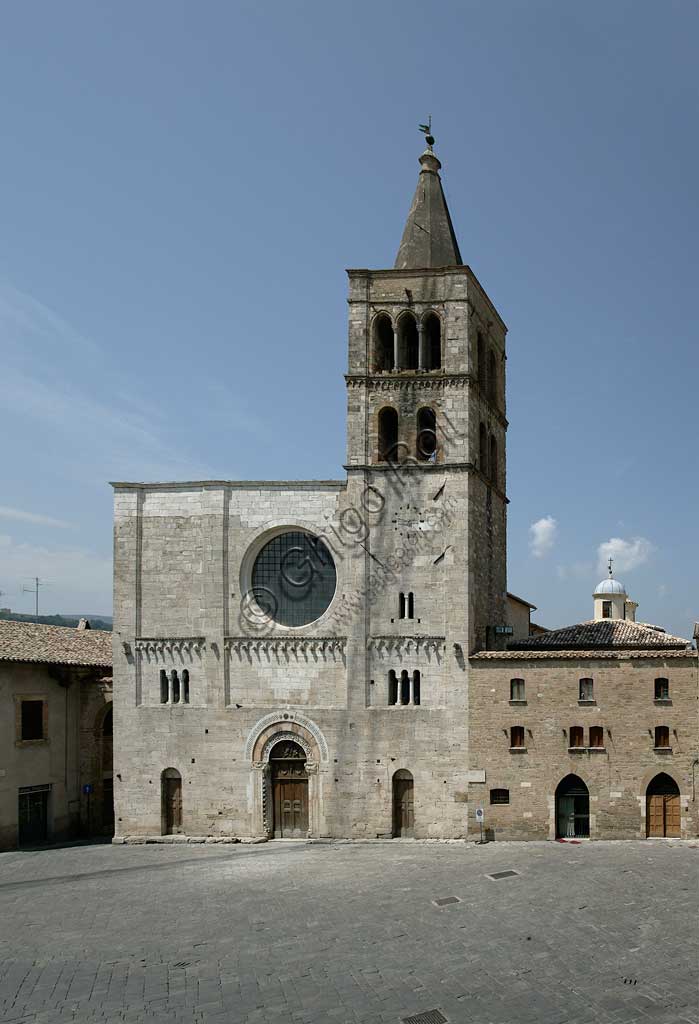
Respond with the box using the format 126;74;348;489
394;135;462;270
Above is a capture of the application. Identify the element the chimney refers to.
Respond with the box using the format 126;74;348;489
624;600;638;623
77;618;91;630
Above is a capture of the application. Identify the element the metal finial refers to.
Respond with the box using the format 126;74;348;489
419;115;435;149
608;557;614;577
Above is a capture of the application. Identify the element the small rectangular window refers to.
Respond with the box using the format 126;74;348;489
510;725;525;749
654;678;669;700
579;678;594;701
20;700;45;741
602;601;612;618
510;678;525;701
589;726;604;748
654;726;670;748
569;725;584;748
490;788;509;805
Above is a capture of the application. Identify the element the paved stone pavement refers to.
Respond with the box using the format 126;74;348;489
0;839;697;1024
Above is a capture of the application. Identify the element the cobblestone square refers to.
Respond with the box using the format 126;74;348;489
0;840;697;1024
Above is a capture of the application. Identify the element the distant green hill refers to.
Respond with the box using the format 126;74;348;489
0;611;112;631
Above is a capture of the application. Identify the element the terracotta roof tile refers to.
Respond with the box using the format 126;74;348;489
0;619;112;667
508;619;689;651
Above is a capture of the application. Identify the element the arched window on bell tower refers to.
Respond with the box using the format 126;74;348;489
378;406;399;463
477;332;486;390
397;312;419;370
479;422;488;476
488;349;497;406
423;312;441;370
372;313;394;372
489;434;498;487
417;407;437;462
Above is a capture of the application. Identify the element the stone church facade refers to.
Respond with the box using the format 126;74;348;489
112;141;698;842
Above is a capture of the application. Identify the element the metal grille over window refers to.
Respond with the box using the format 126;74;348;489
490;788;509;805
251;531;337;627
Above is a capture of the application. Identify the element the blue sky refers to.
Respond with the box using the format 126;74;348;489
0;1;696;636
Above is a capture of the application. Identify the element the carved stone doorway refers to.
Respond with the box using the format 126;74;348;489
270;740;308;838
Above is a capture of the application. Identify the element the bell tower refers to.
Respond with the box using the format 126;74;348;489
344;132;508;653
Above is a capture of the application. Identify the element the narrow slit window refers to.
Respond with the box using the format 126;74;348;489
510;725;525;749
488;349;497;405
654;725;670;748
171;670;180;705
413;670;421;706
407;592;414;619
510;678;525;701
489;435;498;486
399;592;406;619
182;669;190;705
569;725;584;748
589;726;604;748
400;670;410;706
424;313;441;370
160;670;168;704
477;332;486;389
654;677;669;700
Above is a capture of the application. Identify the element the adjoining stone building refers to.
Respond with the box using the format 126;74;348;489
0;619;113;849
470;575;699;840
111;139;698;842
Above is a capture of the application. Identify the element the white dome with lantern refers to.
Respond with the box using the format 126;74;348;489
593;561;637;621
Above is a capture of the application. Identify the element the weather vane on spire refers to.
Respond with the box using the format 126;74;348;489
419;116;435;149
608;556;614;577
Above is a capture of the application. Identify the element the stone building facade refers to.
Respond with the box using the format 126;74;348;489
0;619;113;850
111;140;698;842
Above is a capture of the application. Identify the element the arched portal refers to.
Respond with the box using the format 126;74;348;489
423;312;441;370
270;740;308;838
161;768;182;835
646;773;680;838
392;769;414;837
555;774;589;838
247;713;327;839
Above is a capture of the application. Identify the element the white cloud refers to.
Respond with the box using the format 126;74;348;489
529;516;557;558
0;505;72;529
596;537;654;576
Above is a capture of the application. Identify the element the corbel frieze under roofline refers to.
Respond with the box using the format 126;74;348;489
225;636;347;657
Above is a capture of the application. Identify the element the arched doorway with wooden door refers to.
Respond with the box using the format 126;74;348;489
161;768;182;835
270;741;308;838
555;774;590;838
646;773;681;838
392;769;414;837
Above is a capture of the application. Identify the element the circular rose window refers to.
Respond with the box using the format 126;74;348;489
250;531;337;627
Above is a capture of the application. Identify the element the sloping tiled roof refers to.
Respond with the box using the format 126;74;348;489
508;619;689;651
0;619;112;667
472;648;695;661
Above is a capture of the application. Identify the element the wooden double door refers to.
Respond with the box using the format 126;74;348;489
647;774;680;837
271;741;308;838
